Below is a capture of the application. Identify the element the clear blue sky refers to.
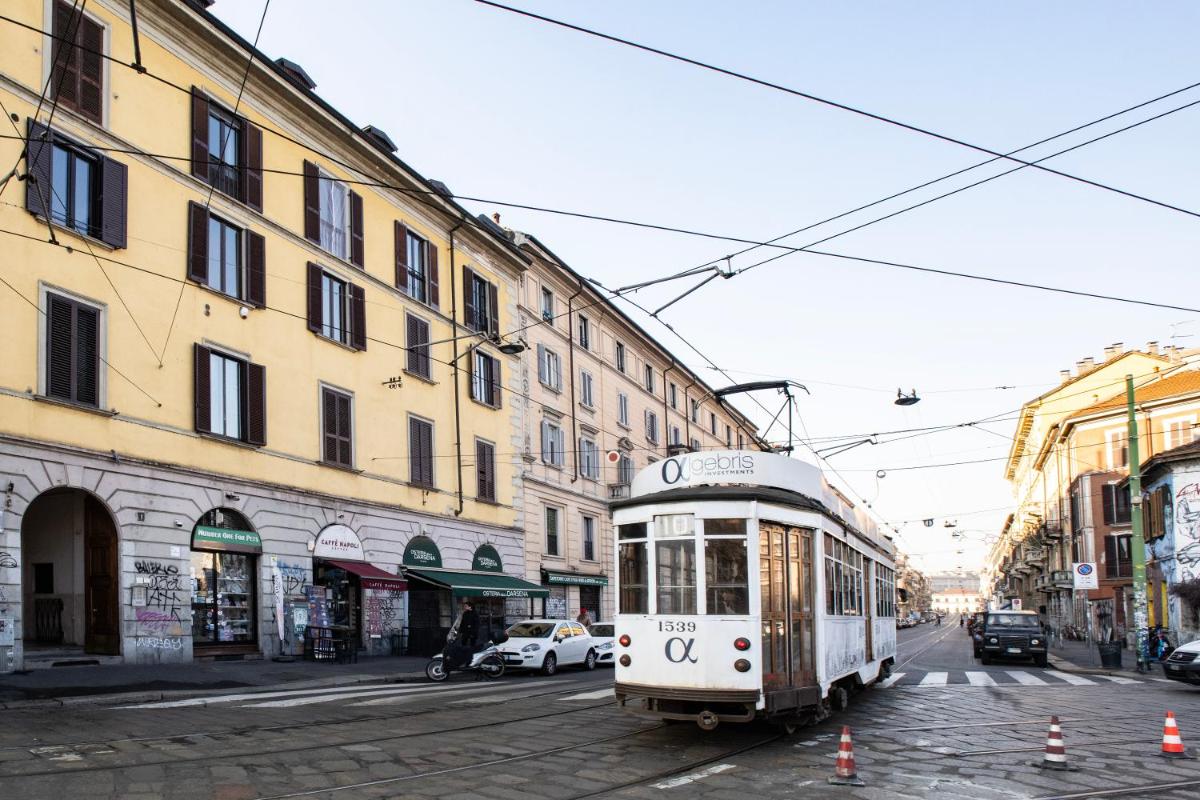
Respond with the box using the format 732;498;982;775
213;1;1200;574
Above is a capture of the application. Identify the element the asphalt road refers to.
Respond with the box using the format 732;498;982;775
1;626;1198;799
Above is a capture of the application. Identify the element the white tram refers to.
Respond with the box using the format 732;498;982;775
611;450;896;730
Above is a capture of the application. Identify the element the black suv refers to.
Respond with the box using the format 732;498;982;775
977;611;1048;667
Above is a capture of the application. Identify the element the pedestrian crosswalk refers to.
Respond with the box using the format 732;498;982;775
878;669;1153;689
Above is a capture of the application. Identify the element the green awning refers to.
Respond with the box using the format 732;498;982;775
403;567;549;599
542;570;609;587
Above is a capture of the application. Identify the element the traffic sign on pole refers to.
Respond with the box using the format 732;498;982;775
1073;562;1099;590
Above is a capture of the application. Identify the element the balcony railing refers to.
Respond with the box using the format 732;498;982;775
608;483;630;500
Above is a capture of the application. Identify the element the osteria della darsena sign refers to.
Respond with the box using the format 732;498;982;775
630;449;822;499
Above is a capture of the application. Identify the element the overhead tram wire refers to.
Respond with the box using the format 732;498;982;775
474;0;1200;222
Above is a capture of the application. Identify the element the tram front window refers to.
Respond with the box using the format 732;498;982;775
619;541;648;613
705;539;748;614
656;539;697;614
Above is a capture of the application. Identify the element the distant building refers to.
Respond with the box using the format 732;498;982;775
929;572;979;593
933;588;982;616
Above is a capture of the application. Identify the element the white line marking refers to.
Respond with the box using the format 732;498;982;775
351;679;562;707
965;671;997;686
653;763;736;789
1152;678;1172;683
878;672;906;689
1094;675;1140;685
1006;671;1048;686
559;687;615;701
1047;672;1096;686
248;685;454;708
919;671;948;686
119;682;413;709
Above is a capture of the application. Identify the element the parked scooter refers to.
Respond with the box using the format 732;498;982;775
425;614;506;682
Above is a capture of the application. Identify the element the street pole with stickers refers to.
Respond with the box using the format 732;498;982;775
1126;375;1149;672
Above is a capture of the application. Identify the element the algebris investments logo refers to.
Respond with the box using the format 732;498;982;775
661;453;756;484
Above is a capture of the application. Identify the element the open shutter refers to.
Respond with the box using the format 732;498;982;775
462;266;477;330
487;281;499;338
337;393;352;466
306;262;322;333
427;241;439;308
540;420;550;463
490;356;502;409
349;283;367;350
537;343;547;384
190;88;210;179
98;156;127;249
322;388;338;462
303;160;321;243
187;201;209;283
349;190;364;267
243;122;263;211
25;119;53;220
553;351;562;390
76;13;103;123
46;294;74;400
74;305;98;406
51;2;80;113
246;361;266;446
245;230;266;307
394;222;409;293
194;343;212;433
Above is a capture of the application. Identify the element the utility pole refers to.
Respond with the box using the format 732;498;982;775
1125;375;1149;672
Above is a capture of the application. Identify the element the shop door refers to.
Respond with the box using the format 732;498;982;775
760;523;788;690
579;585;601;622
84;495;119;655
788;528;816;686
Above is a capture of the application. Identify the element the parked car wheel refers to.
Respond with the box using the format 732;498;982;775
541;652;558;676
584;649;597;670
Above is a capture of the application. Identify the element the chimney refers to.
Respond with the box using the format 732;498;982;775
1146;341;1160;356
1059;369;1071;381
1077;357;1096;375
492;213;501;225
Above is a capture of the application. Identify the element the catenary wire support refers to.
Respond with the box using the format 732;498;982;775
128;0;145;73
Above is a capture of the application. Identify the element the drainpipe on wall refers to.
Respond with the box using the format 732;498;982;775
449;219;466;515
567;279;583;483
682;378;698;449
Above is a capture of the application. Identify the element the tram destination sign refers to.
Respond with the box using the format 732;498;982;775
631;449;821;499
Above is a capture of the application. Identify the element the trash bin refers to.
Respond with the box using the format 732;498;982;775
1097;641;1123;668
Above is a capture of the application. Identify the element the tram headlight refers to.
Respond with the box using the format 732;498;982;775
618;634;631;647
619;654;632;667
521;644;541;653
734;659;752;672
734;637;751;651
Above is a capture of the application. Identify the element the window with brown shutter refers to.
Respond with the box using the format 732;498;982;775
427;242;440;308
190;88;263;208
349;191;364;267
303;161;321;243
350;284;366;350
246;362;266;446
405;314;431;379
321;386;353;468
462;266;477;331
187;203;264;307
194;343;211;433
470;350;501;409
26;120;127;248
194;344;265;446
409;416;434;488
476;439;496;502
45;292;100;407
394;222;410;294
52;2;104;125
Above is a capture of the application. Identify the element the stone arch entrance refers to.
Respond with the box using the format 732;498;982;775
20;489;121;655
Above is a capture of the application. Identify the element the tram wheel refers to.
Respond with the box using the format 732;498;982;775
878;660;893;680
772;718;801;735
829;685;849;711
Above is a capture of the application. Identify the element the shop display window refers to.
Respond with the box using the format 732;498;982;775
191;551;257;644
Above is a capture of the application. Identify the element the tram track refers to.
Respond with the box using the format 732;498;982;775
0;689;619;780
1034;779;1200;799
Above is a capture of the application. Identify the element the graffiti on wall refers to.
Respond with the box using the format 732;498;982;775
1176;482;1200;581
0;551;17;569
137;636;183;650
363;589;404;637
134;560;186;636
278;562;308;597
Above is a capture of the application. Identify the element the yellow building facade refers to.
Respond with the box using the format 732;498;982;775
0;0;536;667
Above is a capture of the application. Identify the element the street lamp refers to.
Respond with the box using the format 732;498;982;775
895;388;920;406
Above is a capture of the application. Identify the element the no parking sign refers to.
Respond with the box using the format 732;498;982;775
1072;562;1098;590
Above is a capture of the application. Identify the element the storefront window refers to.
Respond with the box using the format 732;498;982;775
190;508;260;649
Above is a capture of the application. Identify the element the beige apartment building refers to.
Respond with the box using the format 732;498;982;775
505;230;764;621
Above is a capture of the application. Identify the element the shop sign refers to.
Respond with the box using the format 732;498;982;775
403;536;442;568
472;544;503;573
544;571;608;587
631;449;821;498
313;525;364;560
193;525;262;554
478;588;533;598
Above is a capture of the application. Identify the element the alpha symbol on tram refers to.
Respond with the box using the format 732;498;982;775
664;637;698;664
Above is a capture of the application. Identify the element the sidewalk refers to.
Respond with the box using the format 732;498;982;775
0;655;428;709
1048;637;1143;675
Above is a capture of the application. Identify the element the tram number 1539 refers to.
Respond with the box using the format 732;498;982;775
657;620;696;633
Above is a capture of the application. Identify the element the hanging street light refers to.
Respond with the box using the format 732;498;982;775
895;388;921;406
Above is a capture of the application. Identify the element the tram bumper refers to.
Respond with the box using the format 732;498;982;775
614;682;758;726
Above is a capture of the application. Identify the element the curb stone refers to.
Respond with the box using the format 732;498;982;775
0;670;427;710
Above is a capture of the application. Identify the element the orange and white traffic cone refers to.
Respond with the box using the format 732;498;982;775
828;725;865;786
1162;711;1189;759
1032;716;1077;771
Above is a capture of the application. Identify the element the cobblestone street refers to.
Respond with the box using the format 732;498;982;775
2;625;1197;799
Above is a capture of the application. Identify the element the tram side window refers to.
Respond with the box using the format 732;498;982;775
618;522;647;540
824;534;864;616
656;539;697;614
705;539;748;614
875;564;896;617
619;541;648;613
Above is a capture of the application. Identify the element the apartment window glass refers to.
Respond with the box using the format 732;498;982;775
579;437;599;479
472;273;494;333
669;383;677;409
405;314;431;378
643;363;655;393
578;315;590;349
582;516;596;561
617;392;629;426
670;425;681;446
710;411;717;435
471;351;501;409
1102;483;1132;525
406;231;429;303
645;409;659;444
206;214;242;299
690;437;701;452
617;451;634;485
541;420;565;467
738;432;744;449
691;399;699;423
321;273;350;345
1106;430;1128;470
545;506;560;556
206;106;241;197
317;169;350;259
1104;534;1132;579
615;342;626;373
537;345;563;391
49;142;98;237
209;351;244;440
580;370;594;407
44;293;100;406
321;386;353;468
409;417;434;487
51;2;104;123
726;424;732;447
476;439;496;501
541;286;554;320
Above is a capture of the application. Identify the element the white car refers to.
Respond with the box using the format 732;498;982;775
587;623;615;665
499;619;597;675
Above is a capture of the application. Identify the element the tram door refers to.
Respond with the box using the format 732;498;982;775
761;523;816;690
863;561;874;663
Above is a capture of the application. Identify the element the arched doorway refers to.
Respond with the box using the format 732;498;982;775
20;489;120;656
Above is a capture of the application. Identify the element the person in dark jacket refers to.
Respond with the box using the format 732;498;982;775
460;601;479;648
